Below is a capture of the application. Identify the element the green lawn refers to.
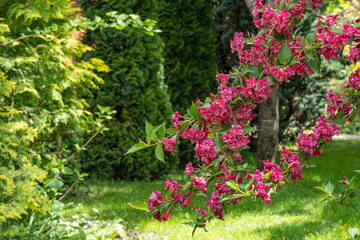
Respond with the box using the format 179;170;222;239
65;140;360;239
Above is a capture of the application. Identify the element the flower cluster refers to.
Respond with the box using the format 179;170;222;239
280;146;304;183
138;0;360;229
346;69;360;91
194;138;217;165
162;134;177;155
317;19;360;60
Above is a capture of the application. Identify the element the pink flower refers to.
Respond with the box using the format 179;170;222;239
195;206;208;218
216;72;230;85
247;170;263;184
162;205;172;221
346;69;360;91
153;212;162;222
229;125;244;136
192;177;208;193
185;162;196;176
148;190;166;211
183;194;192;207
230;32;246;53
280;146;294;164
171;111;184;129
162;134;177;155
165;179;180;193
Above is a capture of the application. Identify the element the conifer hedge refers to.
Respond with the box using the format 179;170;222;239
156;0;218;167
78;0;178;180
157;0;218;114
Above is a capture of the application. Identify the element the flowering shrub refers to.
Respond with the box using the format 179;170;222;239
127;0;360;234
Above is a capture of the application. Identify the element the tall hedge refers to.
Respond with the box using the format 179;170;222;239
78;0;178;180
214;0;255;73
158;0;218;114
157;0;217;167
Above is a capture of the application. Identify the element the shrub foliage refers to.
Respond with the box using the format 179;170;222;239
79;0;178;180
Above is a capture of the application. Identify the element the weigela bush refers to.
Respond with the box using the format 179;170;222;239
127;0;360;233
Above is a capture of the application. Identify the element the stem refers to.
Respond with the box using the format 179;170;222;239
58;179;79;201
0;33;56;47
266;24;276;41
63;131;100;166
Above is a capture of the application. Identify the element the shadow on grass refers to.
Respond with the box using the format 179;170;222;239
258;219;329;240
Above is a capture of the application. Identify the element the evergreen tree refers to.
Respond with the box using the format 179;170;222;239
79;0;178;180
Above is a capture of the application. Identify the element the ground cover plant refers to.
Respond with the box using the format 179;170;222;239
66;140;360;239
126;0;360;236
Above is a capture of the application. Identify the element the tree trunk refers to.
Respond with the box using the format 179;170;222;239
243;0;279;169
256;89;279;169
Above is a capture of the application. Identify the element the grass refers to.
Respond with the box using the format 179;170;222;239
65;140;360;239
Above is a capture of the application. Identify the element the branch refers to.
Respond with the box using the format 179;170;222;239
58;179;78;201
243;0;255;14
0;32;56;47
31;151;63;155
30;110;68;120
63;131;100;166
62;131;94;134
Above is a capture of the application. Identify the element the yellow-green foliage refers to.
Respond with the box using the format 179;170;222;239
0;166;50;223
0;0;111;235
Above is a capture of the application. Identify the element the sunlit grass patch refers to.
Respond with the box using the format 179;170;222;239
65;140;360;239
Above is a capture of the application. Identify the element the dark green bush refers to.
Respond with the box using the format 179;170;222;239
214;0;255;72
157;0;218;167
79;0;178;180
157;0;218;113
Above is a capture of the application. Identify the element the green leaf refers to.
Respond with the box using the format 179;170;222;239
158;122;165;139
324;181;335;195
338;46;345;59
305;47;314;60
155;143;165;163
145;121;154;134
349;107;360;123
214;132;221;149
146;124;162;144
289;57;300;65
225;180;240;191
46;179;64;189
273;30;284;42
332;28;342;34
190;102;201;121
287;1;298;9
165;128;179;134
61;167;73;175
348;228;359;238
220;194;245;202
242;126;257;135
309;54;321;74
128;202;149;212
300;36;306;46
278;42;292;65
243;65;253;75
265;171;272;181
327;221;342;229
266;76;279;86
212;158;221;172
125;140;149;155
245;179;254;191
180;120;190;131
51;200;65;212
202;97;211;108
306;33;316;45
279;0;286;9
